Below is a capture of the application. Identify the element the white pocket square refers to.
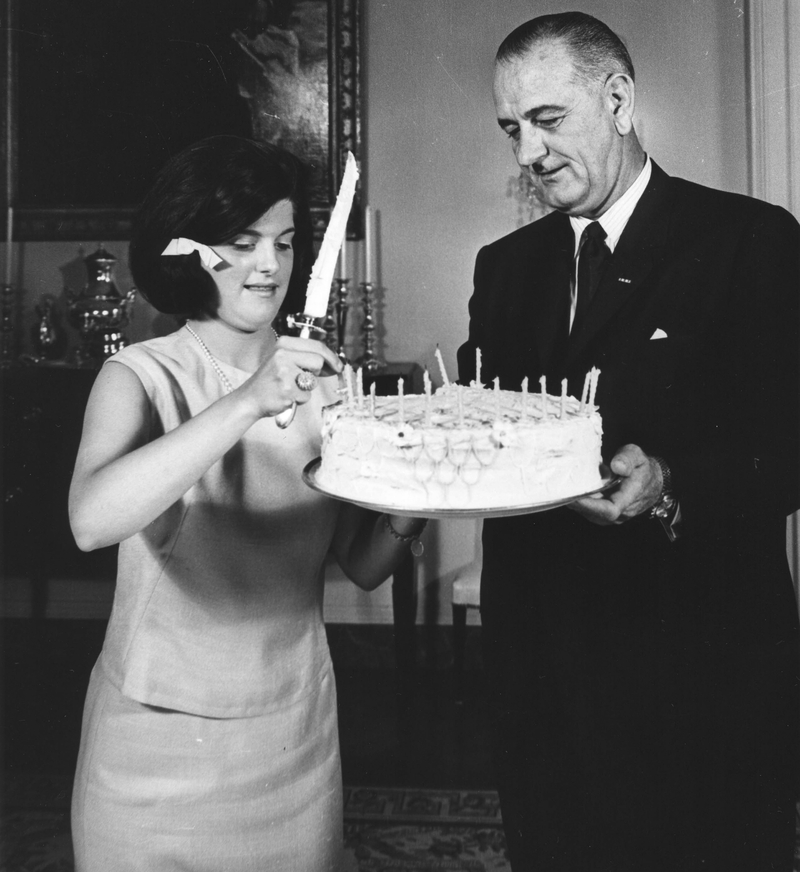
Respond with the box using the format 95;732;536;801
650;328;668;340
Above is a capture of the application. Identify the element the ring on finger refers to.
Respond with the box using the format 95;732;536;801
295;370;318;392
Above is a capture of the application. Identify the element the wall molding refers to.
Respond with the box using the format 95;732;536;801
746;0;800;590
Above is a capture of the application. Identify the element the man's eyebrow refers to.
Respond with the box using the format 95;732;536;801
497;104;566;126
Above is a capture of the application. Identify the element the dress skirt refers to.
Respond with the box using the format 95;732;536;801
71;660;343;872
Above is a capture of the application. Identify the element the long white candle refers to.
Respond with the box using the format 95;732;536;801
364;204;374;283
560;378;567;419
476;347;482;387
338;241;348;280
304;152;359;317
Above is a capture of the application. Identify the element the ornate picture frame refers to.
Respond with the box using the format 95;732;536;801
1;0;361;242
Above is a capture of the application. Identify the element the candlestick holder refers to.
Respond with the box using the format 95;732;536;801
332;277;350;362
359;281;382;374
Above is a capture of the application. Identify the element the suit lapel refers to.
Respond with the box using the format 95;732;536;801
566;162;674;366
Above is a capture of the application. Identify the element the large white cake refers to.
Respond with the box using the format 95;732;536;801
316;377;604;512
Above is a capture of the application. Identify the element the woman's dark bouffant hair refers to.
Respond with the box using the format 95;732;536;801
129;136;313;318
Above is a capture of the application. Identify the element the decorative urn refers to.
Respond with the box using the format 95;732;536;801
67;246;136;367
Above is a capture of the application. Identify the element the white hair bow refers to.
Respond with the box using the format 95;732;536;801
161;238;223;269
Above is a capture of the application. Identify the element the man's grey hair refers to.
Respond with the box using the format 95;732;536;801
496;11;635;86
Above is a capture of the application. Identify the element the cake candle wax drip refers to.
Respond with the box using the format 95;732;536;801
317;368;605;512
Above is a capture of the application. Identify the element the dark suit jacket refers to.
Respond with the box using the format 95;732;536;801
456;160;800;865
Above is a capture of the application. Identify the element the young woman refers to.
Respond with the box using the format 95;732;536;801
68;136;425;871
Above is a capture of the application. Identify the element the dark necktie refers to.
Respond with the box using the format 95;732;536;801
573;221;610;330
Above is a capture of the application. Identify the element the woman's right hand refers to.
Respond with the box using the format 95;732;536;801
239;335;343;420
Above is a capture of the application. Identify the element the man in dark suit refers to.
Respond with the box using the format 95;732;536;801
457;12;800;871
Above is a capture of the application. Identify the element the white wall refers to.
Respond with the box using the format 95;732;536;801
3;1;750;623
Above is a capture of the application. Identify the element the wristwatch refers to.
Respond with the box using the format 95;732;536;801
649;455;680;541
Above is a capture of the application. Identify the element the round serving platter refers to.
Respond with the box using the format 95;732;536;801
302;458;620;520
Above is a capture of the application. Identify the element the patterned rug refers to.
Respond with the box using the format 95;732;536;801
343;786;509;870
0;774;509;872
3;775;799;871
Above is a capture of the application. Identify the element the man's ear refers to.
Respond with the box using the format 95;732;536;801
606;73;635;135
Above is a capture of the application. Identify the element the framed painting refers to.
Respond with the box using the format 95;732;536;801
1;0;362;241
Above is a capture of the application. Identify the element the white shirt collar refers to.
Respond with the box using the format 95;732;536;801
569;155;652;254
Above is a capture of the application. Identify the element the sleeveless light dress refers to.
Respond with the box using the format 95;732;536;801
71;328;344;871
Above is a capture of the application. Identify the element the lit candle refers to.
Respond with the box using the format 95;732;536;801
560;378;567;419
364;205;374;283
521;376;528;420
476;347;482;387
435;347;450;387
540;375;548;419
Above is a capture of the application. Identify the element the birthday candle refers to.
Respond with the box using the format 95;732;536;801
579;371;590;412
494;377;501;419
476;348;482;387
540;375;548;419
398;378;405;424
369;381;376;417
560;378;567;419
356;367;364;407
344;364;354;405
423;369;433;424
435;347;450;387
588;367;600;407
521;376;528;420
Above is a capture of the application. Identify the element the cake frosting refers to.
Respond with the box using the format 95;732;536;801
316;377;604;512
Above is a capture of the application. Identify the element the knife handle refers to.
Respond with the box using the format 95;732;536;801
274;315;327;428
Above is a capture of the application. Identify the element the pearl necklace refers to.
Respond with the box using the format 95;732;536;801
184;322;278;396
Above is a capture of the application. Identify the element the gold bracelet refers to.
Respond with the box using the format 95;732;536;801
384;515;428;556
